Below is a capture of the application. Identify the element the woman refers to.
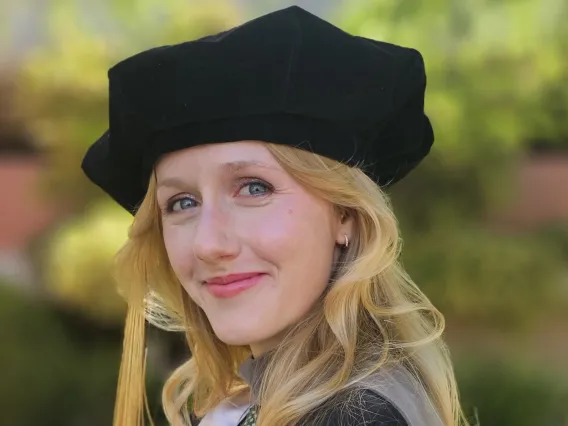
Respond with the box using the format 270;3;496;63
82;6;468;426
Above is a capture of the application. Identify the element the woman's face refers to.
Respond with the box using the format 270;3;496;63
155;141;351;355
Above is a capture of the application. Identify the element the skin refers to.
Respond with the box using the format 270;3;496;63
155;141;353;357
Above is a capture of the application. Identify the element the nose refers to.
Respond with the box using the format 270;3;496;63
192;204;240;263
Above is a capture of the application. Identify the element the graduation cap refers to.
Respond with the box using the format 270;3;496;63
82;6;434;214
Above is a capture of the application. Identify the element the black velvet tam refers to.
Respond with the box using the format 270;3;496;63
82;6;434;214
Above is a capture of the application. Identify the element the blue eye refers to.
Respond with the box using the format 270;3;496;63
238;181;272;196
168;196;197;212
164;180;271;214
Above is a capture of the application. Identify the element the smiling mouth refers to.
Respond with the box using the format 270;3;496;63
205;272;264;285
204;273;265;298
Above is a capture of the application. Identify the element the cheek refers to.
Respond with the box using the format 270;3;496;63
162;226;197;286
248;203;335;299
250;210;299;253
163;227;184;269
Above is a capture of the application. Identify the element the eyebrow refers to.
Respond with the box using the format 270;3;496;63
221;160;275;173
156;160;276;189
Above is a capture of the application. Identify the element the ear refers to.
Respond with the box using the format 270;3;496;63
335;209;355;248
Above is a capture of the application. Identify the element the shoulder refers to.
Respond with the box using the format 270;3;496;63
298;388;409;426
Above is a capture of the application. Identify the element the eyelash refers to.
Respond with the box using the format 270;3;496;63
164;178;274;214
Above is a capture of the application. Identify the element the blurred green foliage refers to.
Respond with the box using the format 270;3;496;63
0;283;119;426
456;357;568;426
402;228;565;326
0;282;172;425
338;0;568;326
43;201;131;325
339;0;568;154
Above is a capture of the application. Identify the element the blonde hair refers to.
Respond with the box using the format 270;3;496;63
112;143;469;426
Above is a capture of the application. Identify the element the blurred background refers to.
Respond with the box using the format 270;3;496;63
0;0;567;425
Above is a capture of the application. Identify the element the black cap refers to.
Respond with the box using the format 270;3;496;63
82;6;433;214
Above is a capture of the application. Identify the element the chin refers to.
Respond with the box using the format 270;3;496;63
210;320;269;346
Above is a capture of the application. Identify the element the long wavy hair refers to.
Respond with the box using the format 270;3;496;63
111;143;469;426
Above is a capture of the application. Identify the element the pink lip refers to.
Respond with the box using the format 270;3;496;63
205;273;264;298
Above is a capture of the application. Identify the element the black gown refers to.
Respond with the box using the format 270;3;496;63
233;388;409;426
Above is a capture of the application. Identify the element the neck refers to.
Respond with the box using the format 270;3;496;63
238;351;273;404
249;329;289;358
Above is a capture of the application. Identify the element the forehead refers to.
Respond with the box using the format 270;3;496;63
155;140;278;178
